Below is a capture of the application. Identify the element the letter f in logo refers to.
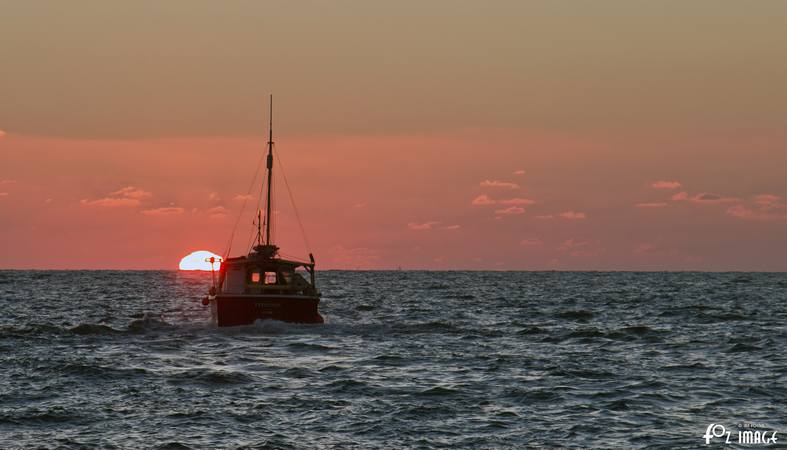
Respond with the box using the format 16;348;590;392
703;424;720;445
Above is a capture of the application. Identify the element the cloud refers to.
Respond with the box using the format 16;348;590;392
80;197;140;207
558;238;584;252
558;211;587;220
80;185;152;208
0;130;6;139
353;202;367;208
495;206;525;215
651;180;682;189
535;214;554;220
498;198;535;205
726;194;787;220
519;238;543;246
110;186;152;199
234;194;253;201
726;205;761;220
557;238;603;257
754;194;780;206
480;180;520;189
207;206;230;219
472;195;535;206
443;224;461;230
0;179;16;185
208;192;222;202
672;190;738;204
45;198;53;203
0;192;8;198
141;207;185;216
513;169;526;176
635;202;668;208
690;193;739;204
408;221;439;230
471;194;496;205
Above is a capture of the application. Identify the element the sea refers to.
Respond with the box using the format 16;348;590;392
1;270;785;449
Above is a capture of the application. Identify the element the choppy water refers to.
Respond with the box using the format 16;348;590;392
1;271;785;448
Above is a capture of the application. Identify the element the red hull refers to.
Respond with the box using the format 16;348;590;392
213;294;323;327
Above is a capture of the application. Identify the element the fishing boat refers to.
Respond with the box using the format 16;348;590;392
202;97;323;326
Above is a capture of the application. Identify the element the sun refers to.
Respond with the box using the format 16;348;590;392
179;250;222;271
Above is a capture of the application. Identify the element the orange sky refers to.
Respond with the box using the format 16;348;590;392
1;1;786;270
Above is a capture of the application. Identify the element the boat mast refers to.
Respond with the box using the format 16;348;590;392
264;95;274;246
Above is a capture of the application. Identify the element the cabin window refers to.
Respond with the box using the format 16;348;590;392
264;272;277;285
250;271;261;283
225;266;245;294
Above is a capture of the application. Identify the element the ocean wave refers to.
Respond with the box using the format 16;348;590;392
69;323;120;335
127;313;172;332
0;323;65;338
167;368;256;386
556;310;595;321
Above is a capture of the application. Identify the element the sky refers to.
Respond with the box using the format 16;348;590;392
1;1;786;270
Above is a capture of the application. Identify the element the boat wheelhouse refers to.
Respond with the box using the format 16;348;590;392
203;97;323;326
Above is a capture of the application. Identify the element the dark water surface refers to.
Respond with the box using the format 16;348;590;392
1;271;785;448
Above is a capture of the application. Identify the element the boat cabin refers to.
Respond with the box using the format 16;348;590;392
218;244;317;297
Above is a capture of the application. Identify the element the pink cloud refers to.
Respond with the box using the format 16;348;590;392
520;238;543;246
558;211;587;220
0;130;6;139
0;192;8;198
725;205;754;220
443;224;461;230
471;194;496;205
558;238;584;252
141;207;185;216
672;190;738;205
80;197;140;207
635;202;668;208
234;194;253;201
726;194;787;220
207;206;229;219
498;197;536;205
535;214;554;220
110;186;152;199
513;169;526;176
408;221;439;230
558;238;603;257
353;202;367;208
480;180;520;189
0;179;15;185
495;206;525;215
80;185;152;208
690;193;738;204
754;194;780;206
651;180;682;189
208;192;222;202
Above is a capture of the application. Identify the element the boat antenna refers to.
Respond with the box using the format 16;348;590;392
265;95;274;245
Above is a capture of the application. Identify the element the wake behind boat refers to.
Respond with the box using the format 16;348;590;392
202;96;323;326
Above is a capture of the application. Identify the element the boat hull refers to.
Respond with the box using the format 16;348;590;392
212;294;323;327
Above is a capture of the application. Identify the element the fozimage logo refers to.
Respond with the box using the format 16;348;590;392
703;423;778;445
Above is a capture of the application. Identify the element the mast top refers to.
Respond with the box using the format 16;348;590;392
254;95;278;258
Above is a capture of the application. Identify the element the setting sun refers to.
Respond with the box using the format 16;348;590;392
178;250;222;271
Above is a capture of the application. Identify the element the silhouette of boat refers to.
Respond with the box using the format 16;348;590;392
202;96;323;326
